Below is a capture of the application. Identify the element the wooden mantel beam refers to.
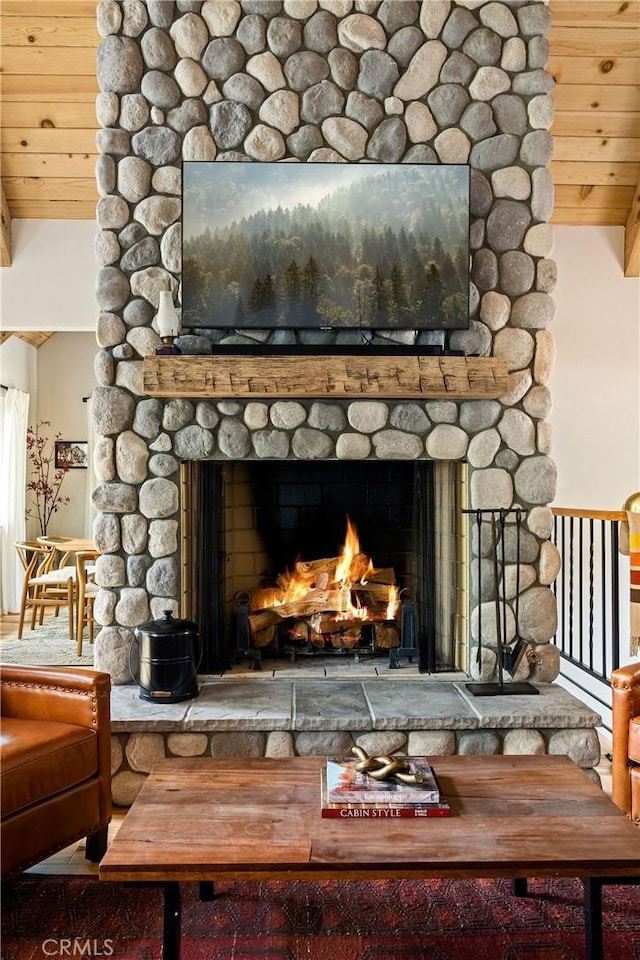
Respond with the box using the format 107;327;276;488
1;183;11;267
624;180;640;277
143;355;509;400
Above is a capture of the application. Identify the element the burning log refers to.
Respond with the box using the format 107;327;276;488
352;583;396;604
368;567;396;585
270;588;346;620
289;620;324;646
248;610;280;648
250;587;282;611
329;628;361;649
374;622;401;649
247;516;402;656
295;556;339;578
295;553;374;587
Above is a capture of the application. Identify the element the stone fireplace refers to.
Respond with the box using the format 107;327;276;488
89;1;601;805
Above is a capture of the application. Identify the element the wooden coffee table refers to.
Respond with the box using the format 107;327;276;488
100;755;639;960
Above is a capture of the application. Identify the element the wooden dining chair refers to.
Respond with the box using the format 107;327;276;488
14;541;75;641
76;550;99;655
35;535;80;621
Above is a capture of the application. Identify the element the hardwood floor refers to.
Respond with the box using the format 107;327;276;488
1;611;25;640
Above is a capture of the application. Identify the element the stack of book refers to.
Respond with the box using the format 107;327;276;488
321;755;450;818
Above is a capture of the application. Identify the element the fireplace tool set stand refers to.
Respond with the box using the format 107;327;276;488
462;508;539;697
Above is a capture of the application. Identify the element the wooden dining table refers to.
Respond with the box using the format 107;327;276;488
53;538;96;554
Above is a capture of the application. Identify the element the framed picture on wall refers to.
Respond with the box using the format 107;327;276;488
55;441;88;469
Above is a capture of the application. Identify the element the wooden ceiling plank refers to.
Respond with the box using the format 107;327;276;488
549;1;640;28
550;207;629;226
1;332;55;349
550;160;640;185
1;101;98;128
551;111;640;138
0;74;99;99
554;184;636;208
553;136;640;162
1;128;97;153
548;26;640;57
0;47;98;75
1;332;57;350
3;176;97;202
548;55;640;84
2;16;99;46
624;181;640;277
552;84;640;113
1;153;97;178
7;200;96;219
1;183;12;267
2;2;97;15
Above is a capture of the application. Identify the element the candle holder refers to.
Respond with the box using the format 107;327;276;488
155;290;182;355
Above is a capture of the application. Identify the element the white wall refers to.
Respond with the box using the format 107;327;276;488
35;333;98;537
0;336;38;411
0;220;96;331
551;226;640;510
0;331;97;539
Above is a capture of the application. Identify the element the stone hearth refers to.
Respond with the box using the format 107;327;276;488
109;669;602;807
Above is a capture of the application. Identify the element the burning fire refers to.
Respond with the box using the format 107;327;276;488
266;517;400;623
385;584;400;621
335;517;374;587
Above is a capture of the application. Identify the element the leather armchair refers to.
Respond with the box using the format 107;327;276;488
1;663;112;879
611;660;640;821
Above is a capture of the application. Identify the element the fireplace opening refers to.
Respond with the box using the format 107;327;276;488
181;460;468;674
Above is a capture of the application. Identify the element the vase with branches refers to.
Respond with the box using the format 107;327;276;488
25;420;71;537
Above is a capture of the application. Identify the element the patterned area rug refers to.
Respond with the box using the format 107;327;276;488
2;874;638;960
0;614;94;667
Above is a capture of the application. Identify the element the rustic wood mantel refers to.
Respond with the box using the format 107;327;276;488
143;355;509;400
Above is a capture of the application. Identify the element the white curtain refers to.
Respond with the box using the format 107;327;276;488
0;387;30;613
84;395;97;537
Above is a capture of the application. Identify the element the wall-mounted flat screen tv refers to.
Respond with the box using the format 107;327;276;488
182;162;469;331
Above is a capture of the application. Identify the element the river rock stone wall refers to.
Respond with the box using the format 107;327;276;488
93;0;560;687
111;724;601;805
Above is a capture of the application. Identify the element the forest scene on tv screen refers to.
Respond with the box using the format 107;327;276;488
182;163;469;331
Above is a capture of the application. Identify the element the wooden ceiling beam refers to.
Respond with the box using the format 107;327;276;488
1;182;12;267
624;181;640;277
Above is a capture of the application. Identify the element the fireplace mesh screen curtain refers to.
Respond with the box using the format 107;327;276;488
433;461;468;672
413;461;468;673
